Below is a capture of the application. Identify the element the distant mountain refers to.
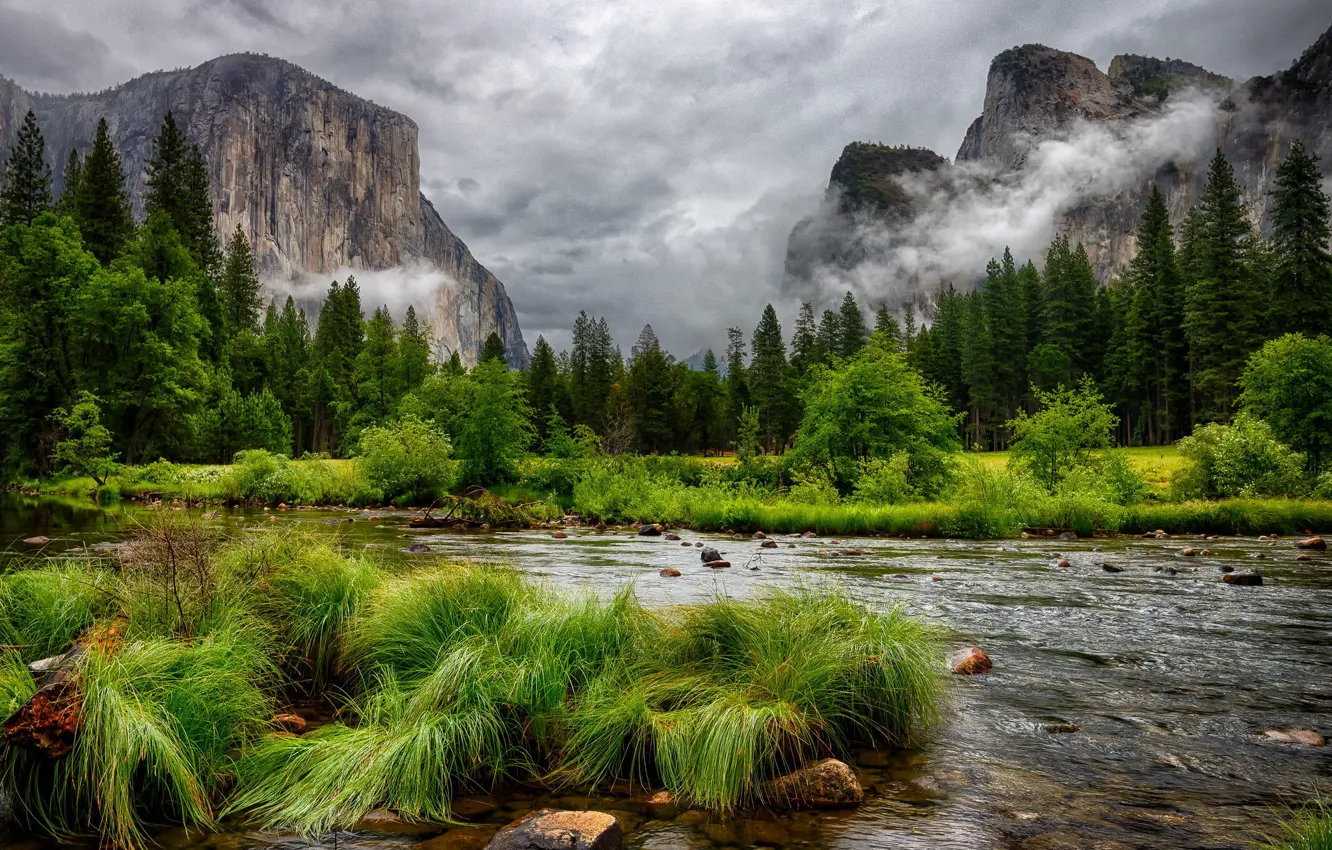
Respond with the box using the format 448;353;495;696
0;54;527;367
784;22;1332;304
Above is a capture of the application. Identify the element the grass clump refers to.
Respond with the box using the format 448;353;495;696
0;564;114;661
1261;803;1332;849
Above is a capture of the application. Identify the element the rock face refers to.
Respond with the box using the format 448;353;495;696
0;54;527;368
784;23;1332;299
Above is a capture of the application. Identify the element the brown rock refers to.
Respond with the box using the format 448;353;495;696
552;531;568;539
704;560;731;569
1223;571;1263;586
271;713;307;735
369;516;381;522
637;524;663;537
659;568;682;577
1297;553;1312;561
1055;559;1072;569
760;540;778;549
664;533;680;541
752;531;767;540
949;647;992;675
1297;536;1326;550
1264;729;1326;746
802;531;817;538
485;809;623;850
1180;548;1198;556
761;758;864;810
22;536;50;545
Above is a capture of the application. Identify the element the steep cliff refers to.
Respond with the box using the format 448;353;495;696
0;54;527;367
785;22;1332;299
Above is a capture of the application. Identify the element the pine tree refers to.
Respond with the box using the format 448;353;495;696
902;303;917;351
481;331;508;365
219;225;262;335
56;149;82;216
814;309;841;364
1270;140;1332;334
790;302;817;373
723;326;748;446
1184;150;1266;421
626;324;672;452
526;335;562;444
873;305;901;350
398;305;433;391
694;349;724;455
1040;236;1097;378
960;292;998;448
922;285;966;418
837;291;866;358
354;305;401;421
982;247;1026;423
749;304;788;451
0;110;52;227
144;113;219;274
74;118;134;264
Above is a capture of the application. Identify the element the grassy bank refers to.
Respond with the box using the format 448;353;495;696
0;524;944;847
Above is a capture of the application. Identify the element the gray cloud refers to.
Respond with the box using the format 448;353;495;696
0;0;1323;355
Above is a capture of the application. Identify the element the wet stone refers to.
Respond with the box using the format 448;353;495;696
704;560;731;569
1264;729;1326;746
949;647;993;675
1223;571;1263;586
760;540;778;548
1297;536;1326;550
761;759;864;809
664;533;680;541
451;795;501;820
353;809;440;836
415;826;500;850
271;713;307;735
485;809;623;850
659;568;682;577
700;546;721;562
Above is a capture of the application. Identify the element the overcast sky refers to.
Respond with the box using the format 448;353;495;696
0;0;1326;356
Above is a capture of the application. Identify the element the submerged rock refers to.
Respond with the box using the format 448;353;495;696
403;543;431;554
1101;564;1124;573
353;809;439;836
1297;553;1312;561
704;560;731;569
551;531;568;539
949;647;993;675
664;533;680;541
1297;536;1326;550
760;540;778;549
761;759;864;810
803;531;817;538
659;568;682;577
752;531;767;540
1263;729;1326;746
637;524;663;537
1223;571;1263;586
486;809;623;850
417;826;499;850
1153;566;1178;576
700;546;722;562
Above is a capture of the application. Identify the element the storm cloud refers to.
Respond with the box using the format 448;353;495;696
0;0;1324;355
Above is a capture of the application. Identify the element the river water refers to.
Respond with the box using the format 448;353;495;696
2;493;1330;850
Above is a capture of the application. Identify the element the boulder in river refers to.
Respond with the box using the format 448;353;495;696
704;560;731;569
1054;559;1072;569
761;759;864;810
664;533;680;541
486;809;623;850
659;568;682;578
403;543;431;554
551;531;568;539
752;531;767;540
1223;571;1263;586
1296;553;1312;561
637;524;663;537
1101;564;1124;573
1180;548;1198;556
700;546;721;562
949;647;992;675
760;540;778;549
1296;536;1326;550
802;531;817;538
1153;566;1178;576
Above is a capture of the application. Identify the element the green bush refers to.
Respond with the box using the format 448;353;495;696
355;415;457;505
222;450;355;506
852;453;914;504
1173;413;1307;499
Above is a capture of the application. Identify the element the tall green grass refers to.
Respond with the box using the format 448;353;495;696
0;564;114;661
1261;803;1332;850
229;568;943;833
0;649;36;718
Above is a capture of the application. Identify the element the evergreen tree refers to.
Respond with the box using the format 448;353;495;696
902;303;917;351
74;118;134;264
311;276;364;451
723;326;748;446
921;285;966;418
1040;236;1097;379
144;113;219;274
814;309;841;364
959;292;999;448
219;225;263;335
790;302;817;373
626;324;673;452
837;291;867;358
181;145;220;274
526;335;562;445
1125;186;1188;443
749;304;788;451
983;248;1026;423
873;305;901;350
0;110;52;227
1184;150;1266;421
56;149;82;216
398;305;433;392
1270;140;1332;334
1018;260;1043;367
354;306;402;422
692;349;724;455
480;331;508;365
261;296;311;453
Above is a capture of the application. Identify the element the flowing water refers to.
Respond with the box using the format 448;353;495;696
2;493;1330;850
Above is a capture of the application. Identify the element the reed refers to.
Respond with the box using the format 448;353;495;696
1261;803;1332;850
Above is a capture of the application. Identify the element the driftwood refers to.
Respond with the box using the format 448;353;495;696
3;620;124;759
408;487;544;529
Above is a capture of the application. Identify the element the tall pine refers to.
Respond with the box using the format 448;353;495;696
219;225;263;335
749;304;788;451
0;110;52;227
1270;140;1332;334
74;118;134;264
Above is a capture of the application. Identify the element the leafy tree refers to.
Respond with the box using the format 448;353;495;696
356;415;455;503
1239;333;1332;473
0;110;52;227
749;304;788;451
456;359;533;485
793;343;958;494
735;405;762;464
1270;140;1332;334
1184;150;1266;421
51;391;118;486
219;225;262;335
74;118;134;265
480;331;508;365
836;291;866;359
1006;377;1117;491
1173;412;1305;499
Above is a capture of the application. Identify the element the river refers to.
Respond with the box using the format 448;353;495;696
2;493;1329;850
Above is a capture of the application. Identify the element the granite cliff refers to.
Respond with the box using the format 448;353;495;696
784;22;1332;304
0;54;527;367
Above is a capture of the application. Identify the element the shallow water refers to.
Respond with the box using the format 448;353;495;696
3;493;1330;849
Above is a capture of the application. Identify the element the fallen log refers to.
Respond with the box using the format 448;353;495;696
3;646;86;758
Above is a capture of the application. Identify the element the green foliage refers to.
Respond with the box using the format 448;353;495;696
74;118;134;265
1007;377;1116;491
196;385;292;463
0;564;113;662
480;331;508;364
0;110;52;227
0;649;36;719
1260;802;1332;850
51;390;119;486
144;112;220;275
852;453;914;504
223;450;356;506
793;343;958;495
456;360;533;486
1240;333;1332;472
218;225;262;336
355;415;456;504
1172;412;1306;499
734;405;762;463
1270;141;1332;335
